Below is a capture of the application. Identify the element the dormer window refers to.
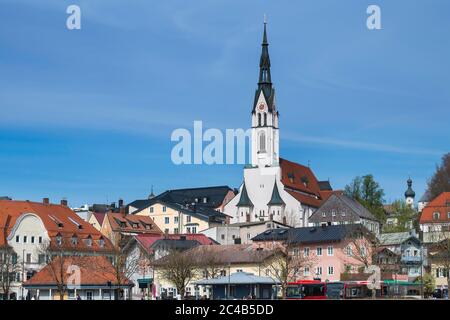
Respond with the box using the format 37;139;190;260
332;211;336;217
56;234;62;246
99;238;105;248
203;197;207;203
433;212;440;220
287;173;295;184
322;212;326;217
86;236;92;247
71;235;78;246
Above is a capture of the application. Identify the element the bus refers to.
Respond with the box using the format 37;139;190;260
286;280;327;300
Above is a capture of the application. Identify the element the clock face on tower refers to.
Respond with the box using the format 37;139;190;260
258;103;265;111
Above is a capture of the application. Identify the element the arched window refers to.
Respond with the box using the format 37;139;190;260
258;113;261;126
433;212;440;220
264;113;267;126
259;131;266;152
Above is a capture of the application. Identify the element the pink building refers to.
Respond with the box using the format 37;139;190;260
252;224;373;282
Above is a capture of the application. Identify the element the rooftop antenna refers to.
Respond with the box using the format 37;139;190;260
308;160;311;168
264;13;267;24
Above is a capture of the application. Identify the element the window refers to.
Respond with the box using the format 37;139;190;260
448;212;450;219
31;236;35;244
346;246;353;256
433;212;440;220
221;234;225;240
86;291;93;300
315;267;322;275
162;206;167;212
165;217;170;224
38;254;45;264
165;228;170;234
293;248;299;256
360;247;367;257
259;131;266;152
258;113;262;126
331;211;336;217
327;246;334;256
174;228;179;234
174;216;179;223
316;247;322;256
86;236;92;247
186;216;191;223
150;207;154;213
26;253;31;263
71;236;78;245
192;227;197;233
304;267;310;276
247;233;251;239
23;236;27;244
15;235;20;243
99;238;105;248
304;247;310;257
328;266;334;275
322;212;326;217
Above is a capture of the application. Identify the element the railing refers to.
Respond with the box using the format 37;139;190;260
401;256;422;263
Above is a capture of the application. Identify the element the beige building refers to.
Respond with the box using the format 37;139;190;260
128;186;232;234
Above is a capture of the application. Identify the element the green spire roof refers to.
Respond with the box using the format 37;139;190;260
237;183;253;207
267;181;285;206
405;178;416;198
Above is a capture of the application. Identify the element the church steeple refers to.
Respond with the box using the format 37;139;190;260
253;19;276;113
250;17;279;168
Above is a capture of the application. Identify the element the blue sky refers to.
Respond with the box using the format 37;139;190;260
1;0;449;206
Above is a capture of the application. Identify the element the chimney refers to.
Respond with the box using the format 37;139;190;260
60;199;68;206
118;198;124;208
43;198;50;205
120;207;126;217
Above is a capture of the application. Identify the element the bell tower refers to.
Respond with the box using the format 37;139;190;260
251;19;279;168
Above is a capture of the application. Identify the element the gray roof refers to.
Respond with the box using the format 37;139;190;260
309;193;380;223
229;220;290;228
128;186;230;223
236;183;253;207
267;182;285;206
151;239;200;251
195;272;279;285
378;232;421;246
252;224;368;244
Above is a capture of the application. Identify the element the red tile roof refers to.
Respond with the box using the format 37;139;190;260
0;200;113;252
106;212;162;235
24;255;133;287
135;233;217;253
280;158;332;208
92;212;106;226
419;192;450;224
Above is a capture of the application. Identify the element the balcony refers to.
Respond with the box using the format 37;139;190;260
401;255;422;264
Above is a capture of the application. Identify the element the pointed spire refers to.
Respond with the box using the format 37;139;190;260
253;17;275;113
148;185;155;199
267;181;285;206
237;182;253;207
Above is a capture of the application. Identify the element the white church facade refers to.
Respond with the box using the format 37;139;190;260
224;22;334;228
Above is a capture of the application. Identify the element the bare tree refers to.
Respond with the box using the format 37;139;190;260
104;234;140;300
0;245;20;300
343;227;379;298
195;246;224;280
426;153;450;200
38;239;83;300
261;234;317;299
153;249;199;299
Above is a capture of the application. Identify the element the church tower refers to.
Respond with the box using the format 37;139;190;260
404;178;416;208
251;20;279;168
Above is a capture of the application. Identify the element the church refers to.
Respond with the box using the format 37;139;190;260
224;22;334;227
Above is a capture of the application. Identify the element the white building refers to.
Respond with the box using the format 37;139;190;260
224;22;333;228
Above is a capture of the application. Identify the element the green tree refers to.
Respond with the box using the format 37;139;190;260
383;200;418;233
345;175;386;222
426;153;450;200
416;273;436;298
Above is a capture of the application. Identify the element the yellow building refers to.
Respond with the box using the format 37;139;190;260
128;186;233;234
